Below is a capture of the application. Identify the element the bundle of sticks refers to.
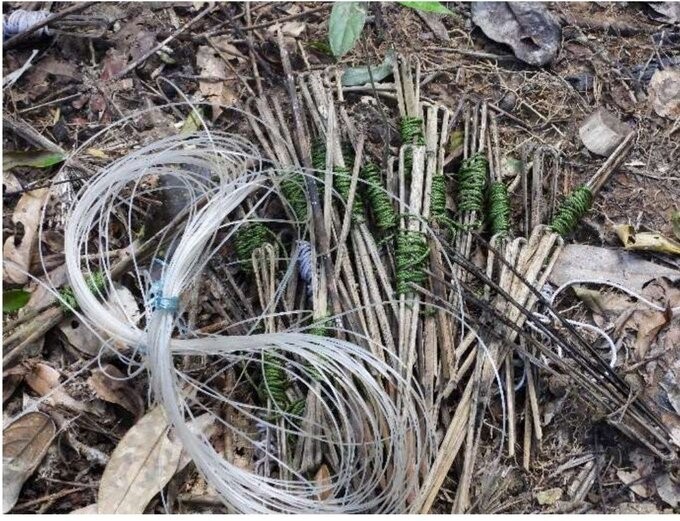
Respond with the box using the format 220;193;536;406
245;48;676;512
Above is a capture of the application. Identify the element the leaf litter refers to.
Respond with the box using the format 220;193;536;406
3;1;680;515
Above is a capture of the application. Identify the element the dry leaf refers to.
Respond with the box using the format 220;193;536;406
3;367;25;404
25;363;94;415
315;464;332;501
58;317;102;357
617;469;652;498
550;244;680;294
655;472;680;507
3;188;50;285
86;148;109;159
614;502;660;514
571;286;632;318
210;36;246;61
97;407;182;514
59;285;140;356
267;21;306;37
106;285;142;325
535;487;563;505
3;412;56;513
88;364;144;420
3;170;22;195
615;224;680;256
629;309;669;358
196;45;237;120
648;68;680;119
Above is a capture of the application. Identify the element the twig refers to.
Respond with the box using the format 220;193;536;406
3;2;94;49
244;4;263;97
112;5;215;80
276;30;342;320
242;4;330;32
13;487;86;511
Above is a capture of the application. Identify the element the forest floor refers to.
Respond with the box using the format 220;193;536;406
2;1;679;514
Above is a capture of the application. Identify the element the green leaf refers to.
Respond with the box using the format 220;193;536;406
180;108;204;135
398;1;454;15
328;2;367;58
3;150;66;172
342;49;397;86
3;289;30;313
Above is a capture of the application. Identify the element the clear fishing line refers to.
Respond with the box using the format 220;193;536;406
57;129;440;513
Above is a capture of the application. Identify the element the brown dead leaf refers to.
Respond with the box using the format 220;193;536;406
96;408;216;514
315;464;332;501
58;316;102;357
25;363;95;415
98;407;182;514
3;188;50;285
614;502;660;514
58;285;140;356
196;45;237;120
572;286;633;318
3;367;25;404
649;68;680;119
106;285;142;325
629;309;669;359
23;57;79;100
662;412;680;449
100;48;128;82
3;412;56;513
267;21;307;38
210;36;246;61
88;364;144;420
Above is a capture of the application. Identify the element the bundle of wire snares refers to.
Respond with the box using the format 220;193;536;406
51;127;446;513
19;54;677;514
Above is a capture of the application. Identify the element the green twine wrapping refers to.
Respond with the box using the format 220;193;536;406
400;116;425;172
361;162;397;232
311;139;366;223
235;222;271;269
261;352;289;410
400;116;425;145
488;181;511;237
281;175;308;221
396;230;429;294
311;138;326;172
430;173;456;229
457;153;488;214
550;185;593;237
334;166;365;224
59;271;106;312
309;314;331;337
287;397;306;421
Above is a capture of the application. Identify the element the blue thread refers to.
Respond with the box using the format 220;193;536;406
155;295;179;312
296;240;313;296
4;10;52;39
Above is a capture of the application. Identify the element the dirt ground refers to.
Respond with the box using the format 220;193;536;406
2;1;679;514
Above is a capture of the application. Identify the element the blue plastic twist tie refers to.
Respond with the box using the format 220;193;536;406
155;295;179;312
